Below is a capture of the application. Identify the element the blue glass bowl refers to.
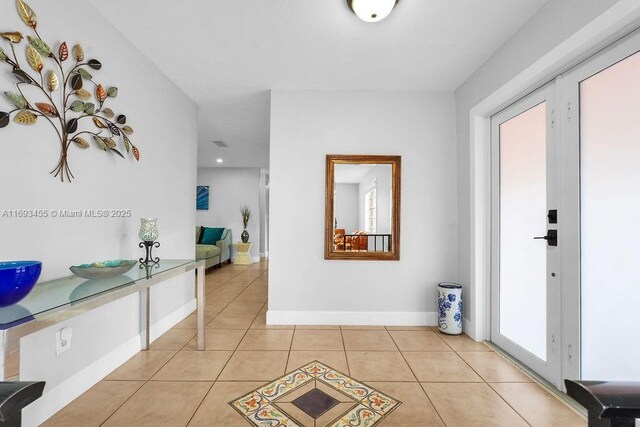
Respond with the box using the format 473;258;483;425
0;261;42;307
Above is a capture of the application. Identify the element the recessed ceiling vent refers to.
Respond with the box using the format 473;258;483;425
213;140;228;148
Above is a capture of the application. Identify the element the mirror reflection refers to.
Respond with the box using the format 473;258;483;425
333;164;393;253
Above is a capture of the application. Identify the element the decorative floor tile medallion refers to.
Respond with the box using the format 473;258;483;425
230;361;401;426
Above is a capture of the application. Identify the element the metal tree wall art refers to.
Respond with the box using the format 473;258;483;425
0;0;140;182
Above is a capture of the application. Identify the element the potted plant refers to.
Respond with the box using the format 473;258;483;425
240;205;251;243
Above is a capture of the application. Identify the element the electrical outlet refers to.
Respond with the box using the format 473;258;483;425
55;327;73;355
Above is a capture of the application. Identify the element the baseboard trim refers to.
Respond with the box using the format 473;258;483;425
24;299;196;426
266;310;437;326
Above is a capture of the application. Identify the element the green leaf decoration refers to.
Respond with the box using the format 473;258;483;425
13;110;37;125
16;0;38;30
0;47;5;61
26;45;44;73
92;135;107;150
123;134;131;152
66;118;78;133
83;103;95;115
116;115;126;125
27;36;52;57
70;100;85;112
75;88;91;101
102;108;114;118
4;91;27;109
12;69;33;84
122;125;133;135
0;111;9;128
72;137;89;149
107;122;120;135
109;148;125;159
0;32;24;43
77;68;92;80
88;59;102;70
107;87;118;98
70;74;83;90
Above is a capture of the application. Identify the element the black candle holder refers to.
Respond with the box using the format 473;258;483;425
139;241;160;266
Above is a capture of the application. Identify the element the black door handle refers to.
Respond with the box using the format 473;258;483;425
534;230;557;246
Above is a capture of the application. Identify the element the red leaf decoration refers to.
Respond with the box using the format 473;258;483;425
58;42;68;61
35;102;57;117
132;146;140;161
96;84;107;103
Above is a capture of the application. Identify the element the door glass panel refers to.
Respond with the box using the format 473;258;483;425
499;102;547;361
580;51;640;380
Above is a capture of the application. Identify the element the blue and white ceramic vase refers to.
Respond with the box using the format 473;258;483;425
438;283;463;335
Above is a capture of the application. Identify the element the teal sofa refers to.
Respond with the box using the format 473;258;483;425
196;227;231;269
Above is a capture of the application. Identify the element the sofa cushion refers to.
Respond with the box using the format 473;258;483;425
196;244;221;260
201;227;225;245
195;226;203;243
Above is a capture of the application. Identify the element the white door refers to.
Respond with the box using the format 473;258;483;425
561;28;640;382
490;83;562;387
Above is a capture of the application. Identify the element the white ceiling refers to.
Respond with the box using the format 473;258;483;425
89;0;548;168
335;164;376;184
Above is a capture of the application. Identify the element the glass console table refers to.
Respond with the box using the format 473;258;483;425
0;259;206;380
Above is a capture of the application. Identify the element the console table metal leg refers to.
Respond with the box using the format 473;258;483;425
140;288;150;351
196;265;205;350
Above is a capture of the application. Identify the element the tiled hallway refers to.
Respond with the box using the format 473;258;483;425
45;261;586;426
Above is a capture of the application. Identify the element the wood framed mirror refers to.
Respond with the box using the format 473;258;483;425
325;155;401;260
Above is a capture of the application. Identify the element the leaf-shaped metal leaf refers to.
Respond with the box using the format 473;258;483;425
110;148;125;159
104;137;116;149
13;110;37;125
16;0;38;29
72;137;89;149
88;59;102;70
132;146;140;161
96;84;107;103
122;125;133;135
66;118;78;133
35;102;57;117
92;135;106;150
102;108;114;118
93;117;107;129
123;134;131;152
0;47;5;62
4;92;27;109
75;88;91;101
58;42;68;61
46;70;58;91
70;74;83;90
83;103;95;115
26;45;43;73
107;122;120;135
107;87;118;98
72;44;84;62
12;69;33;84
116;115;127;125
27;36;52;57
78;68;92;80
0;32;23;43
70;100;85;112
0;111;10;128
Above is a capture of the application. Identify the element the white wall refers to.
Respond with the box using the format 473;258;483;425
0;1;197;424
335;184;359;233
268;90;457;325
196;168;261;260
455;0;623;337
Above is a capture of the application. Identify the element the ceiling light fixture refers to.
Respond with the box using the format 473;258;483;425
216;158;223;163
347;0;399;23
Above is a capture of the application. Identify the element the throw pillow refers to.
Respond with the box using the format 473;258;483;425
195;226;204;243
201;227;225;245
